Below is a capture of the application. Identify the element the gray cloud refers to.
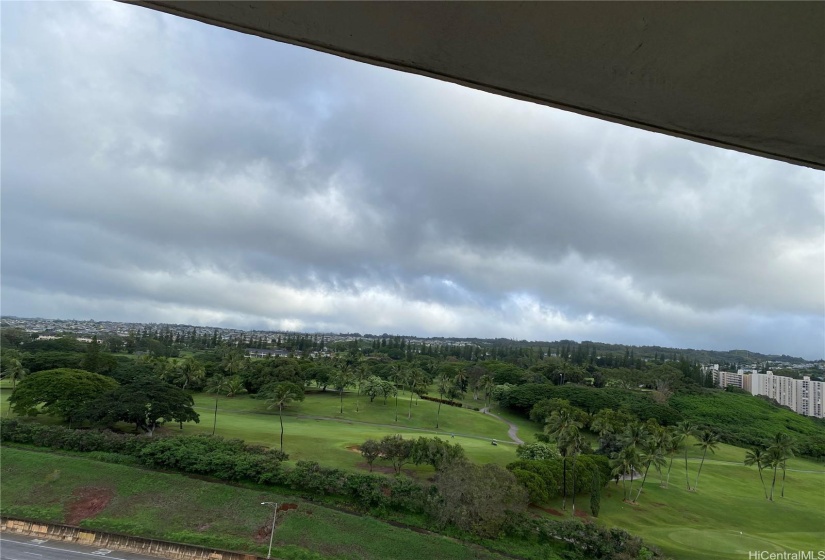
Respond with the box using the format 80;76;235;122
2;2;823;358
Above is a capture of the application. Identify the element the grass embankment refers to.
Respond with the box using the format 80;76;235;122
540;439;825;560
0;447;525;560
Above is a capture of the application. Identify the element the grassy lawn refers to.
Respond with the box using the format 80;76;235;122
188;391;520;471
538;453;825;560
0;447;519;560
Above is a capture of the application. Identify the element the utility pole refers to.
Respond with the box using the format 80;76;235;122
261;502;279;559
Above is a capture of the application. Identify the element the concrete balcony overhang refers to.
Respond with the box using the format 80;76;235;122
127;1;825;170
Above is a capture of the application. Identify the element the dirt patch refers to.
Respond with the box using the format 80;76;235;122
253;504;299;543
346;445;361;453
65;487;114;525
574;509;588;518
650;502;667;508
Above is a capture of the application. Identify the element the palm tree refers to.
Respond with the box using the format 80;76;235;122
407;369;425;419
545;409;583;510
435;370;452;429
744;447;769;499
353;364;367;413
332;365;354;415
610;444;641;502
635;432;667;503
453;369;468;397
264;382;305;451
675;420;697;491
2;357;27;417
389;364;407;422
764;445;783;501
225;376;246;397
176;356;205;390
693;430;720;492
660;428;683;489
769;432;795;498
203;375;230;435
478;374;495;410
221;350;246;377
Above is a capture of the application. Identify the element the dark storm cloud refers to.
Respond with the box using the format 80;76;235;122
2;2;823;357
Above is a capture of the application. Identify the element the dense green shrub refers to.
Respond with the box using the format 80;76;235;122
500;384;682;425
139;435;287;482
670;390;825;456
507;455;607;501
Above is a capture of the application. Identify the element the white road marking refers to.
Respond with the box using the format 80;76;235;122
0;540;134;560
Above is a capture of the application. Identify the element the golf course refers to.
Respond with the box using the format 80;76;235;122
2;382;823;560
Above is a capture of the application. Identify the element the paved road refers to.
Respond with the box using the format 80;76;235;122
0;534;168;560
480;407;524;444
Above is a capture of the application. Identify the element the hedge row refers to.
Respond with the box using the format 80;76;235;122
420;395;463;408
0;419;287;483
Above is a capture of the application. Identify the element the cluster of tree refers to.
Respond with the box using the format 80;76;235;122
8;368;198;435
744;432;797;501
359;435;465;473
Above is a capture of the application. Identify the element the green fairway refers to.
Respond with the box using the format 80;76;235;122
188;391;520;470
0;447;522;560
540;452;825;560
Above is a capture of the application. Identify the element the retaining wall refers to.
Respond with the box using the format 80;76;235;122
0;516;262;560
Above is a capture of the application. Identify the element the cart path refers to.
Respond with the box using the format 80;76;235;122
480;407;524;445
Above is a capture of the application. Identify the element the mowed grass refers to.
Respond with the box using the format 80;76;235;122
0;447;517;560
188;391;520;471
539;445;825;560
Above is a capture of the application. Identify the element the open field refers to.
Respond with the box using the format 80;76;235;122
0;447;522;560
539;445;825;560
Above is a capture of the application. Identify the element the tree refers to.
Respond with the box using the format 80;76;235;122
478;374;495;409
568;431;587;516
203;375;230;436
353;364;367;413
432;462;528;538
660;427;683;489
225;376;246;397
360;439;382;472
610;444;641;502
221;349;246;377
261;382;305;452
331;366;354;414
407;369;425;419
435;370;452;429
410;437;466;471
768;432;795;499
83;376;199;436
515;442;561;461
175;356;205;390
675;420;697;491
545;408;583;510
590;471;602;517
693;430;720;492
744;446;769;499
634;431;667;503
379;434;414;474
9;368;118;426
1;356;27;417
389;363;407;422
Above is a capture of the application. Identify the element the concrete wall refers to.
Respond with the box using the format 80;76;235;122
1;517;261;560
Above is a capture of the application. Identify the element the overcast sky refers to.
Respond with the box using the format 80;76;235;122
2;2;823;358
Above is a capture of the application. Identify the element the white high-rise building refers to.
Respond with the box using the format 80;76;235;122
746;371;824;419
